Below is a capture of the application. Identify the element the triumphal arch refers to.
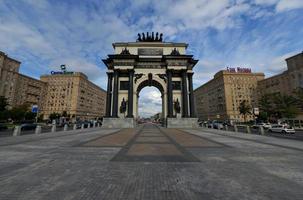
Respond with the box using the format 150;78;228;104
102;32;198;128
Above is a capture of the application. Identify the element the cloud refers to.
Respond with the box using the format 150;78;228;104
0;0;302;97
138;87;162;117
276;0;303;12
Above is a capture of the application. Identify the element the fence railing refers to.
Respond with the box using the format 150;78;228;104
0;122;102;137
201;124;266;135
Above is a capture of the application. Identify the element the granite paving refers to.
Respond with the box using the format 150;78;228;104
0;124;303;200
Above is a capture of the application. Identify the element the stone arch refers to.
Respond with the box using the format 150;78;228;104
134;77;167;120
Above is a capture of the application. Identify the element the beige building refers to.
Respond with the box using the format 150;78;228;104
258;52;303;96
40;72;106;120
194;69;265;122
257;52;303;120
0;51;21;108
14;74;47;109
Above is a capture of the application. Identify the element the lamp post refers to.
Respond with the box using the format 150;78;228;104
35;97;40;123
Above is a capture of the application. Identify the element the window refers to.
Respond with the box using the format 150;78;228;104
120;81;129;90
172;81;181;90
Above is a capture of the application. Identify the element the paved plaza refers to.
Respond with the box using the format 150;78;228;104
0;124;303;200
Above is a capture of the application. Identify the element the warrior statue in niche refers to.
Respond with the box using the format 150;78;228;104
120;98;127;115
174;98;181;114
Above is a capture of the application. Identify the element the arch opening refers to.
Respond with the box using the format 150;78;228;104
137;84;164;125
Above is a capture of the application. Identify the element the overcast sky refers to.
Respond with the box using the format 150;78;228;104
1;0;302;117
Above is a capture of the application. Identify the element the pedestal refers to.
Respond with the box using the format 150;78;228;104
166;118;198;128
102;118;135;128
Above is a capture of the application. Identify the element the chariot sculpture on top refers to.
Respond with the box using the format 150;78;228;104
137;32;163;42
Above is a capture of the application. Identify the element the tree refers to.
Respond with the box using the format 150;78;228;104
0;96;9;112
0;110;9;121
272;93;299;119
9;104;29;122
62;111;68;117
258;94;274;121
293;87;303;110
49;112;61;121
24;111;36;120
239;100;251;122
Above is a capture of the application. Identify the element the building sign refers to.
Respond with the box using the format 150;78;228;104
227;67;252;73
51;64;74;75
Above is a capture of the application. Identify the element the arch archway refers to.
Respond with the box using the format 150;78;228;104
135;79;166;124
102;37;199;128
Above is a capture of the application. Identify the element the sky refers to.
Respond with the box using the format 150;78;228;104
0;0;303;117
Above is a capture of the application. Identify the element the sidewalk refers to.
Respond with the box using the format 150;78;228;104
188;127;303;151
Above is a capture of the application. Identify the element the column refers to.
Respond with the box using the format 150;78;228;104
105;72;113;117
112;70;119;117
182;70;189;117
167;69;173;118
188;73;196;117
127;70;134;117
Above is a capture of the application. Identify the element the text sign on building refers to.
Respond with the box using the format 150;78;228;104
51;64;74;75
227;67;252;73
138;48;163;56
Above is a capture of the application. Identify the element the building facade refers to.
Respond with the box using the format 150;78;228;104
258;52;303;96
40;72;106;120
0;51;21;108
194;69;265;123
257;52;303;119
14;74;47;109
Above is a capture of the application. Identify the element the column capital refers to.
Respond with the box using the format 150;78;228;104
187;72;194;76
127;69;135;73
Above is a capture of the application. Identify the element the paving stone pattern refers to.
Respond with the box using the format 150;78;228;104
0;124;303;200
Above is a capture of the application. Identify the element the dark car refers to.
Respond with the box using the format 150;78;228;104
20;123;37;131
76;121;93;129
0;124;8;131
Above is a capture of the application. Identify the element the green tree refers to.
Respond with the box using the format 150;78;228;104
239;100;251;122
258;94;274;120
62;111;68;117
49;112;61;121
24;111;36;120
0;96;9;112
0;110;10;121
9;104;29;122
293;87;303;110
272;93;299;119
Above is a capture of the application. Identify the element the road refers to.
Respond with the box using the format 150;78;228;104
0;124;303;200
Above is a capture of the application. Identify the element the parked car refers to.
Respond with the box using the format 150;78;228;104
268;124;295;134
20;123;37;131
252;123;271;129
210;121;224;130
0;124;8;131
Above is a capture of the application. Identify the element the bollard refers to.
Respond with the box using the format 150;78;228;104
97;123;100;127
81;124;84;129
234;125;238;132
51;124;56;133
246;125;251;134
260;126;265;135
88;123;91;128
210;124;214;129
63;124;68;131
73;124;77;130
13;126;21;136
35;125;42;134
93;121;96;128
225;125;228;131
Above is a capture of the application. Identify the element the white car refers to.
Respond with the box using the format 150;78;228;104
252;123;271;129
268;125;295;134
